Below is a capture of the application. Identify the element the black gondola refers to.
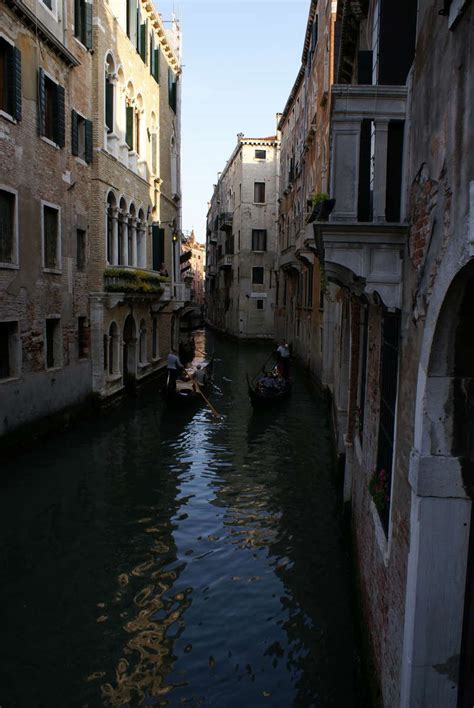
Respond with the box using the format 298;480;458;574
247;369;292;408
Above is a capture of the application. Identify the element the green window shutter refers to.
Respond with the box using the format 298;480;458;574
74;0;81;38
126;105;133;149
136;7;140;51
8;46;22;121
55;83;65;147
153;48;160;83
71;109;78;155
139;23;146;62
38;68;46;136
152;225;165;271
85;119;93;163
105;79;114;132
84;1;93;49
149;33;154;75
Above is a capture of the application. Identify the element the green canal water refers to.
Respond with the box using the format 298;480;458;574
0;330;364;707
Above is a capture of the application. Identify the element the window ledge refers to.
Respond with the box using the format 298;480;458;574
0;109;16;124
43;267;62;274
370;499;390;566
138;361;150;369
74;156;88;167
107;372;122;382
0;262;19;270
0;375;21;385
46;365;63;373
41;135;60;150
72;35;90;52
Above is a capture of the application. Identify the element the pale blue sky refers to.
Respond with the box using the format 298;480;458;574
158;1;310;242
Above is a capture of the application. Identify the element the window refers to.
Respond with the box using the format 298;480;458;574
105;74;114;134
108;322;119;374
152;317;158;358
76;228;86;271
74;0;92;48
0;38;21;121
43;203;61;270
254;182;265;203
255;149;266;160
168;68;177;113
71;110;93;163
45;318;62;369
78;317;89;358
252;229;267;251
0;321;19;379
38;69;65;147
125;103;134;150
149;34;160;83
138;19;148;63
151;132;157;174
256;299;264;310
252;267;264;285
0;188;17;265
139;319;147;363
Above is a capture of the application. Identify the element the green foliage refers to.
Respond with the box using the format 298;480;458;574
103;267;167;294
309;191;329;206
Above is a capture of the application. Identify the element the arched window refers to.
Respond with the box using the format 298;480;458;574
105;54;116;134
108;321;119;375
152;317;158;359
139;318;147;364
106;191;117;264
118;197;127;265
128;203;136;266
137;208;146;268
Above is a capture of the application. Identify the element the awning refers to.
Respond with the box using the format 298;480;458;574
180;250;192;264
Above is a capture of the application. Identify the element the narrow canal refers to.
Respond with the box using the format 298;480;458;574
0;331;364;707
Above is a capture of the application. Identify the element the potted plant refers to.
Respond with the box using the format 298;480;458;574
307;192;336;223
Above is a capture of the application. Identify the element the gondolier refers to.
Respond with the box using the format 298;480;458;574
167;348;183;393
276;340;290;378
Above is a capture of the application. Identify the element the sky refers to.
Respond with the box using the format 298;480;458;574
158;1;311;243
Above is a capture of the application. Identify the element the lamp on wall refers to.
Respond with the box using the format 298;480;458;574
172;231;178;243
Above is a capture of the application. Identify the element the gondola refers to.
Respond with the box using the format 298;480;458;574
247;369;292;408
164;356;214;404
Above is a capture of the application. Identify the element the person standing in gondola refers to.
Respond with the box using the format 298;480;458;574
276;340;290;378
167;347;183;393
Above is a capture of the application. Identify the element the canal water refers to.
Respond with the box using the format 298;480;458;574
0;330;363;707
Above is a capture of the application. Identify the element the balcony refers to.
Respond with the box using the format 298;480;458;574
219;212;233;232
103;267;168;295
330;84;407;224
219;255;233;270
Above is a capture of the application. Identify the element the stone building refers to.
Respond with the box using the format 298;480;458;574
0;0;93;435
275;0;337;376
181;229;205;306
313;0;474;706
88;0;185;398
0;0;186;438
206;132;280;339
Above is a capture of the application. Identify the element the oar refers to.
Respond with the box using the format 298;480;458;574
195;381;221;418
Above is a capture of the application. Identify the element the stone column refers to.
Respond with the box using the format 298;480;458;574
373;119;389;223
90;296;105;393
121;210;129;266
330;119;361;222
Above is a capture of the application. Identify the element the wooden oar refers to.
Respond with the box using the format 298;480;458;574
195;381;221;418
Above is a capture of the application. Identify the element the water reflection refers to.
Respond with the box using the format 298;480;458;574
0;330;361;707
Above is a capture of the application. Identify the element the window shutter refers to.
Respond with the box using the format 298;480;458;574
55;84;65;147
85;119;93;163
8;47;22;121
139;23;146;62
149;34;154;75
126;105;134;149
38;68;46;136
151;132;157;174
84;1;93;50
105;79;114;132
153;48;160;83
71;109;78;155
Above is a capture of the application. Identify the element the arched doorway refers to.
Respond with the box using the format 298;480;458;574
123;315;137;386
401;261;474;707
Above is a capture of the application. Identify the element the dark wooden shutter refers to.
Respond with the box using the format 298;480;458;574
139;22;146;62
74;0;81;37
84;1;93;49
105;79;114;132
38;68;46;136
8;47;22;121
125;105;133;149
152;225;165;271
71;109;78;155
85;119;93;163
153;48;160;83
149;33;154;75
55;83;65;147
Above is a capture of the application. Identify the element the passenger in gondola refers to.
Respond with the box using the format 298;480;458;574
276;340;290;378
